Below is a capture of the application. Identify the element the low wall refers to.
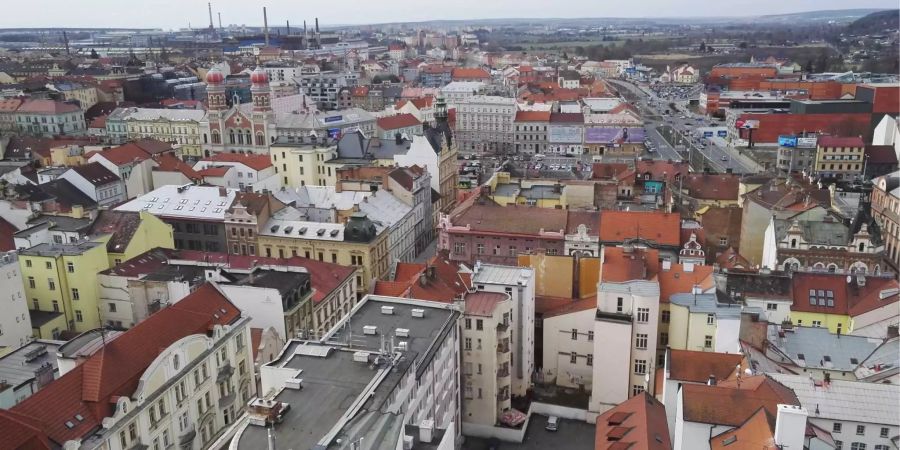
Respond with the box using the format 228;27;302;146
531;401;596;424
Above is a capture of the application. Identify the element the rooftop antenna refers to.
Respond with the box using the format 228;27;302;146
266;422;277;450
263;7;270;46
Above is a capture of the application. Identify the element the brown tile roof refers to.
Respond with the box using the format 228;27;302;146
514;110;551;122
668;349;745;383
594;392;671;450
601;246;660;283
535;295;577;315
17;99;81;114
715;247;751;269
599;211;681;246
865;144;898;164
549;112;584;123
464;291;508;316
197;166;232;177
566;210;601;235
373;280;412;297
88;210;142;253
0;98;23;112
152;153;203;181
657;263;715;303
635;159;690;184
377;113;421;131
351;86;369;97
451;67;490;80
543;298;596;318
8;283;240;446
818;136;864;148
709;407;776;450
682;173;740;201
250;327;263;362
386;255;471;303
451;202;568;237
70;161;120;186
92;142;157;166
848;277;899;316
203;152;273;171
591;163;630;180
681;375;798;427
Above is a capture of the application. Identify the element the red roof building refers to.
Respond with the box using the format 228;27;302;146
594;392;671;450
599;211;681;248
376;113;422;131
0;283;242;447
201;152;273;171
451;67;490;81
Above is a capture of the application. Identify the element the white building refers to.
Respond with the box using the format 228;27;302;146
0;283;256;450
58;162;126;207
454;95;517;154
461;291;515;426
439;81;486;106
0;251;33;351
540;298;597;390
872;114;900;160
193;153;280;193
471;263;535;399
230;295;461;450
771;373;900;450
0;339;64;409
668;292;742;354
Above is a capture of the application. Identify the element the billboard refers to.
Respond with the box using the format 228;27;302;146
717;130;728;137
323;115;343;124
778;136;798;147
327;128;342;139
735;119;760;129
796;137;818;148
703;131;714;138
548;125;582;143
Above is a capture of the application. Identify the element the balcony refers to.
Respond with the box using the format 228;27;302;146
219;391;236;408
496;322;509;335
497;338;510;354
217;363;234;382
497;390;510;401
178;424;196;445
497;367;510;378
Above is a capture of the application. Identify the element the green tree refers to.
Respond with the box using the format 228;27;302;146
699;42;706;52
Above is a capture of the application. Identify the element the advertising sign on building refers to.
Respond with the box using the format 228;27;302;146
548;125;582;143
323;115;343;123
796;137;818;148
735;119;760;129
778;136;798;147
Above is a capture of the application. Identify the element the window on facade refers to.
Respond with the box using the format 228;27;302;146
464;338;472;350
880;427;889;438
660;332;669;346
476;319;483;331
588;331;594;341
45;261;52;269
587;354;593;366
632;384;645;396
27;277;35;289
636;308;649;323
48;278;56;291
635;333;648;349
634;359;647;375
66;261;74;273
766;303;778;311
704;335;713;348
75;310;83;322
464;318;471;330
616;297;624;313
52;300;59;312
454;243;465;255
570;353;577;364
812;320;822;328
856;425;865;435
850;443;866;450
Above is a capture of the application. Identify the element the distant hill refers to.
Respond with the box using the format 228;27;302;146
754;8;889;24
846;9;900;35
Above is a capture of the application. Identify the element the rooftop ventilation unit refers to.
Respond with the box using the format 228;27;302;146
395;328;409;337
285;378;304;390
330;229;340;237
397;341;408;351
284;226;293;234
381;305;394;315
411;308;425;318
353;351;370;363
363;325;377;335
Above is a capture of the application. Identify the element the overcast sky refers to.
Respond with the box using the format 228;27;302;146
0;0;895;28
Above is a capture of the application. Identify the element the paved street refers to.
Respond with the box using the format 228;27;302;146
610;79;762;173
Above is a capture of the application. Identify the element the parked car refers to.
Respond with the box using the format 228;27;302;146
546;416;559;432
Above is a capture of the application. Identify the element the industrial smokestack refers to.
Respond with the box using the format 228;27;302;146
218;12;222;31
208;2;214;29
263;7;269;46
286;20;290;35
315;17;319;34
303;20;308;49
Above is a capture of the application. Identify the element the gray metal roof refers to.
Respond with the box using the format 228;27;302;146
770;373;900;426
766;325;881;373
669;293;743;317
0;340;64;390
472;263;532;286
774;219;849;246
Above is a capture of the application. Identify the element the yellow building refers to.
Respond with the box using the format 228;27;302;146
49;143;88;167
270;139;339;188
88;210;175;266
814;136;866;181
518;252;599;299
107;107;205;159
20;210;174;336
56;83;99;111
667;292;743;353
487;172;567;208
257;212;389;293
20;241;109;334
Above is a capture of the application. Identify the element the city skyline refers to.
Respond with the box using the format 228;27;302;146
0;0;895;29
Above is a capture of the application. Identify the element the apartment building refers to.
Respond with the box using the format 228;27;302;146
105;107;205;158
269;138;339;188
455;95;516;154
547;112;584;155
0;251;32;351
815;136;866;180
14;99;85;137
461;291;515;426
871;173;899;272
0;283;256;450
513;111;550;155
590;246;662;414
116;184;237;253
0;339;64;409
194;153;280;193
294;70;358;110
58;162;126;207
229;295;461;450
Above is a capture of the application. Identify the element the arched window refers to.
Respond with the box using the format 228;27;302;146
790;239;797;249
245;130;252;144
229;130;236;144
256;132;264;146
237;131;243;145
858;242;865;252
827;264;837;273
211;130;220;144
203;133;208;144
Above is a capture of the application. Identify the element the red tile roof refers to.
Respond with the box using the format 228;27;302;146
0;98;23;112
373;280;412;297
681;375;798;427
668;349;745;383
635;159;690;184
449;202;568;237
594;393;671;450
202;152;273;171
7;283;240;446
351;86;369;97
591;163;630;180
377;113;421;131
451;67;490;80
658;262;715;303
152;153;203;181
709;407;776;450
681;173;740;201
197;166;232;177
17;99;81;114
0;216;18;252
70;162;120;186
601;246;660;283
543;298;596;318
92;142;158;166
464;291;508;316
817;136;864;148
599;211;681;246
514;110;551;122
0;409;53;450
250;328;263;362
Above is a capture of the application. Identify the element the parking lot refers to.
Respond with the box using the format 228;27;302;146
462;414;595;450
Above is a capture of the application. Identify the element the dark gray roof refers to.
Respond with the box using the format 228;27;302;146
774;219;849;246
335;130;412;161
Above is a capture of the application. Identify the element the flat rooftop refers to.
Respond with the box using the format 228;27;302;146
239;347;378;450
0;340;64;391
